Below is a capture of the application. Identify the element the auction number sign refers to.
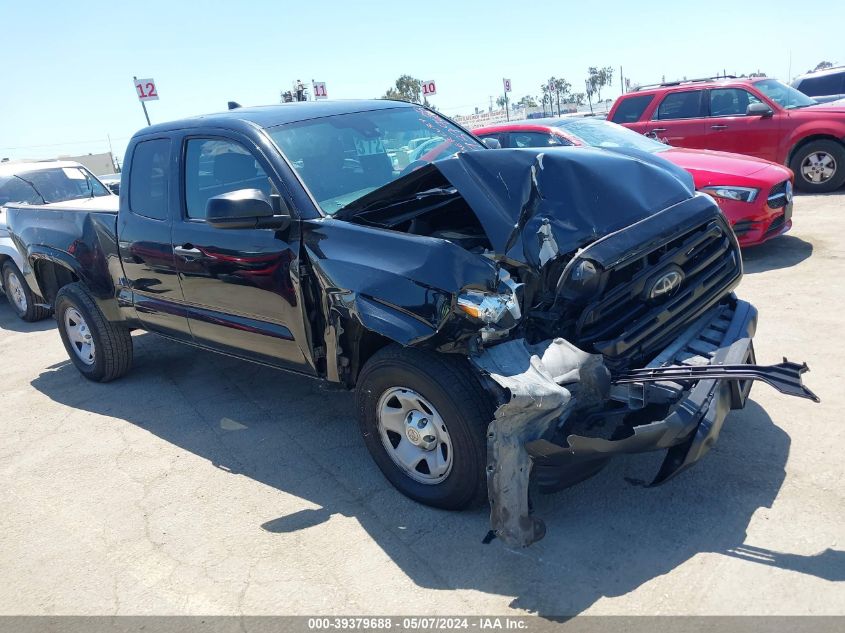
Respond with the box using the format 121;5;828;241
503;78;512;93
134;78;159;101
312;81;328;99
422;80;437;97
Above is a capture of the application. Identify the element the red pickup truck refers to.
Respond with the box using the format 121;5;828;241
608;77;845;193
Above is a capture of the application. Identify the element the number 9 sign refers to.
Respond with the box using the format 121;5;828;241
422;80;437;97
134;78;159;102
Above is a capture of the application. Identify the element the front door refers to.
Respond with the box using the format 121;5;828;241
704;87;782;162
118;137;191;339
642;89;708;149
171;134;316;374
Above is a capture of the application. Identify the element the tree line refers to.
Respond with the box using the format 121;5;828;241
379;66;617;115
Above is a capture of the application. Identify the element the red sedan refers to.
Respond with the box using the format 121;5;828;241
474;118;794;247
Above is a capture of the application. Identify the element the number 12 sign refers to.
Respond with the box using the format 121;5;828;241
134;78;159;102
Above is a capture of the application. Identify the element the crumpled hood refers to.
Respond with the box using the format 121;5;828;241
340;147;696;269
437;147;695;266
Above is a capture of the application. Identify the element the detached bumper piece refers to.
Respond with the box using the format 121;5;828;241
477;298;818;549
612;360;819;403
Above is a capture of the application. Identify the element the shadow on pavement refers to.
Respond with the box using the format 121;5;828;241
742;235;813;274
29;333;830;616
0;299;55;333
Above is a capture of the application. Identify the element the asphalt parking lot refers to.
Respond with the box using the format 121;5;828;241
1;193;843;617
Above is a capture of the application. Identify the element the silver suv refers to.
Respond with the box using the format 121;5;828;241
792;66;845;103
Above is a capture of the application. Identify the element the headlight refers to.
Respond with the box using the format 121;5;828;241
457;290;520;324
458;271;521;324
700;186;760;203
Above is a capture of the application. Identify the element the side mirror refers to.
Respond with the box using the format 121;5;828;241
482;137;502;149
746;102;774;117
206;189;290;230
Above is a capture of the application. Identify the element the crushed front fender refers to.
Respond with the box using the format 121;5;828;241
470;337;609;548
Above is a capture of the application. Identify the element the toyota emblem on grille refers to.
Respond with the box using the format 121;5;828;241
647;268;684;301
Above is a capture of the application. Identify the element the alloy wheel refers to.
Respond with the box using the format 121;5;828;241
801;151;837;184
64;307;96;365
377;387;453;484
6;271;27;313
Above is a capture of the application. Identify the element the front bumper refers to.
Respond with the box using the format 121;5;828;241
528;299;759;491
724;199;793;247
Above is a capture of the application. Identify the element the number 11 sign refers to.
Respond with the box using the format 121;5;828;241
134;78;159;101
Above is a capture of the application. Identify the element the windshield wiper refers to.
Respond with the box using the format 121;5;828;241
84;172;96;198
13;175;47;204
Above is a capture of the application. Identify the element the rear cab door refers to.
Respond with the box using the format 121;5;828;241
169;127;317;375
642;89;708;148
118;135;192;340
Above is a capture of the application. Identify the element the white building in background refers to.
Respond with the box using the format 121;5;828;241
57;153;116;176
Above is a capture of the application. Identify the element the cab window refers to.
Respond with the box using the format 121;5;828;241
129;139;170;220
655;90;705;120
184;139;273;220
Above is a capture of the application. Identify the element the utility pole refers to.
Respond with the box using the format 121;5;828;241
586;79;593;114
620;66;624;94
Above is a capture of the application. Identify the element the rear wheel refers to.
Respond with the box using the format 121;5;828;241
2;260;50;322
55;282;133;382
790;140;845;193
355;346;494;510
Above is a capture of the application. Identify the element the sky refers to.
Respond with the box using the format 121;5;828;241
1;0;842;164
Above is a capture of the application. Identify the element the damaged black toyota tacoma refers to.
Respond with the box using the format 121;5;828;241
6;100;818;547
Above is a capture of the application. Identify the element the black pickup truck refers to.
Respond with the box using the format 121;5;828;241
6;100;818;547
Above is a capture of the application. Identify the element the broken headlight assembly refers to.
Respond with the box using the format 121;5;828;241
557;258;603;303
457;270;522;342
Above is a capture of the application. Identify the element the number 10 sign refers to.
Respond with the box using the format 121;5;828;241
134;78;159;102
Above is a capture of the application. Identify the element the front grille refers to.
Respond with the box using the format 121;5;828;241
574;217;741;368
767;181;789;209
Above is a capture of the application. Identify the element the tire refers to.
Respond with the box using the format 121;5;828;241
789;139;845;193
355;345;494;510
54;282;133;382
2;260;51;322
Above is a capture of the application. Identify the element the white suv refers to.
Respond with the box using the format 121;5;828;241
0;160;114;321
792;66;845;104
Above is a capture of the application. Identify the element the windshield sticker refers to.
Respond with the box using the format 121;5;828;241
354;138;386;156
62;168;86;180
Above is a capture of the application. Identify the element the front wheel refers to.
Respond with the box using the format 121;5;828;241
790;140;845;193
2;260;50;322
55;282;133;382
355;346;494;510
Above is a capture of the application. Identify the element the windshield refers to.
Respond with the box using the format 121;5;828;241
267;105;484;214
754;79;817;109
555;118;668;153
0;167;110;205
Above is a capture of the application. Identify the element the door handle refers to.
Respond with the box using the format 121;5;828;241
174;245;202;261
711;124;728;130
650;127;667;133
